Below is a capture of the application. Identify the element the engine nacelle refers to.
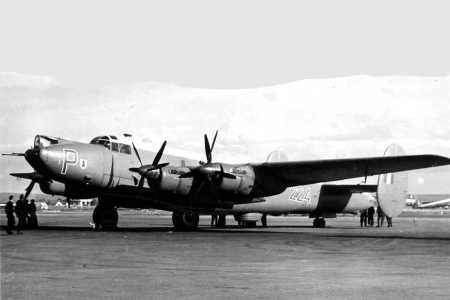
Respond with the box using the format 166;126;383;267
39;181;94;199
39;181;67;195
220;165;255;195
158;167;193;195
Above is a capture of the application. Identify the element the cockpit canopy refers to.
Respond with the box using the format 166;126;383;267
90;135;132;154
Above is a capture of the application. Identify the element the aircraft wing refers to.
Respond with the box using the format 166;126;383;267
252;154;450;187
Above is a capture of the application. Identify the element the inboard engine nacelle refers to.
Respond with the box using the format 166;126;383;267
156;166;193;195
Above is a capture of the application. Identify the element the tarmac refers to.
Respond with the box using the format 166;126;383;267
1;210;450;299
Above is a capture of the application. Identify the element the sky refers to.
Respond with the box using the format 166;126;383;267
1;1;449;88
0;1;449;193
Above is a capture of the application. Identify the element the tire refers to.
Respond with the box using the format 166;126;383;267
172;211;199;230
93;205;118;230
313;218;319;228
318;218;326;228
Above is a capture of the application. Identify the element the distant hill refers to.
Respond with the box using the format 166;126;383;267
0;192;66;204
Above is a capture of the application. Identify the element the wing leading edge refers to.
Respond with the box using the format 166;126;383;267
252;154;450;188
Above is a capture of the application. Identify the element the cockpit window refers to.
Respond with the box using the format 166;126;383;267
119;144;131;154
90;136;131;153
111;142;119;152
90;136;111;150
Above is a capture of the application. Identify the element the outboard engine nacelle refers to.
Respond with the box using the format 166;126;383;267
220;165;255;195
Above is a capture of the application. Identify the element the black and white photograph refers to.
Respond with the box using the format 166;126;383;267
1;1;450;299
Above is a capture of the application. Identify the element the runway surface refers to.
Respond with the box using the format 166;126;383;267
2;210;450;299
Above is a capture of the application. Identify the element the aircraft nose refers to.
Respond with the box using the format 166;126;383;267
39;148;48;162
40;147;65;173
24;148;42;168
25;146;63;176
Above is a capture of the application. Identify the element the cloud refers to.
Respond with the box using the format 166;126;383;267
0;72;59;89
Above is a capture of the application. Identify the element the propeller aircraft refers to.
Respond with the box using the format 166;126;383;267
3;132;450;229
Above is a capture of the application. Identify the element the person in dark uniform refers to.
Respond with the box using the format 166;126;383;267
210;213;218;227
261;214;267;228
27;199;38;228
4;195;15;235
386;216;393;227
376;204;385;227
23;198;30;228
367;206;375;227
360;209;368;227
14;194;26;234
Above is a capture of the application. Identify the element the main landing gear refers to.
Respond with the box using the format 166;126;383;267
172;211;200;230
93;203;118;230
313;217;326;228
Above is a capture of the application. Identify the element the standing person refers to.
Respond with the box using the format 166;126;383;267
367;206;375;227
14;194;26;234
23;198;30;228
377;205;384;227
28;199;38;228
4;195;15;235
386;216;393;227
210;213;218;227
360;209;368;227
261;214;267;228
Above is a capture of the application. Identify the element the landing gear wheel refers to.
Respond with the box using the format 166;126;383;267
318;218;326;228
93;205;118;230
216;214;226;228
172;211;199;231
313;217;326;228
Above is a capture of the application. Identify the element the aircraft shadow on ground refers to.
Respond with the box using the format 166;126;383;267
3;225;449;240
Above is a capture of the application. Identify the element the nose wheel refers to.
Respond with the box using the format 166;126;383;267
313;217;326;228
93;204;118;230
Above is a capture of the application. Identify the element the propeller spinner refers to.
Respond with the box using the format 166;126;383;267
129;140;169;189
179;130;236;184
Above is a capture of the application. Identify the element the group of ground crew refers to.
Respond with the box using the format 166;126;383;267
4;194;38;235
360;204;392;228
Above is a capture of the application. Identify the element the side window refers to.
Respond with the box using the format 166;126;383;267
111;143;119;152
120;144;132;155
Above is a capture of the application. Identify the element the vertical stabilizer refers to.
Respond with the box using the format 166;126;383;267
266;150;288;162
377;144;408;217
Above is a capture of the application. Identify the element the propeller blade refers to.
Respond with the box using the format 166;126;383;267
210;130;218;154
23;180;36;201
129;163;170;175
179;172;193;178
131;142;143;167
204;134;212;163
152;141;167;166
155;162;169;169
138;176;145;188
2;153;25;156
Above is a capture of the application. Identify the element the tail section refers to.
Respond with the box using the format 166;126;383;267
377;144;408;217
266;150;288;162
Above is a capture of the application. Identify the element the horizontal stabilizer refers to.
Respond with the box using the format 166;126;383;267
321;184;378;194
